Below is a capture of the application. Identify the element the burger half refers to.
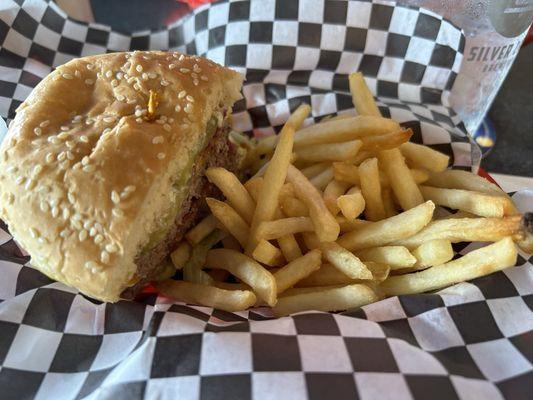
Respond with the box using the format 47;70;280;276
0;51;244;302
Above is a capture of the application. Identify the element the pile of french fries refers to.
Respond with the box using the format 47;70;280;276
156;72;532;317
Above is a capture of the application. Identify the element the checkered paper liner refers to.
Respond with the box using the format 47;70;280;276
0;0;531;399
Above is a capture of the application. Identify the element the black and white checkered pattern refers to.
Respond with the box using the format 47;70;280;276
1;0;530;399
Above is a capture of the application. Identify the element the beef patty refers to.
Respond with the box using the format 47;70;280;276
121;123;237;298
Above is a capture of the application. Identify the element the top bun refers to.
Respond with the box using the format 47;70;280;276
0;51;243;301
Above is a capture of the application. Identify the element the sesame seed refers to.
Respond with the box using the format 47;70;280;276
45;153;54;163
102;128;112;134
83;165;95;173
15;176;24;185
29;227;38;238
62;73;73;80
111;190;121;204
157;152;166;160
40;120;50;128
141;72;148;81
74;70;81;78
178;90;187;99
51;206;59;218
101;250;110;263
193;79;199;86
179;68;190;74
94;222;103;232
168;118;174;123
148;72;157;79
191;72;198;79
62;208;70;219
7;166;17;174
72;219;82;230
78;229;88;241
60;229;70;238
124;61;131;69
111;79;118;87
124;185;136;194
174;104;181;112
89;227;97;237
103;116;115;123
180;123;190;130
136;118;143;124
83;221;92;230
133;83;141;91
48;135;60;144
127;77;136;84
105;243;118;253
116;71;124;79
86;63;95;70
58;131;69;139
184;103;193;114
57;152;66;161
67;193;75;204
163;124;171;132
201;75;208;81
81;156;90;165
40;201;49;212
34;127;42;136
6;192;14;205
66;140;75;149
135;109;143;117
80;135;89;143
161;80;170;87
105;70;113;78
38;237;47;244
33;165;43;176
85;261;99;271
136;64;143;72
72;213;82;221
116;94;125;101
186;95;194;102
94;234;104;245
112;208;124;218
66;151;74;160
152;136;164;144
25;179;36;190
169;64;176;70
50;198;59;207
178;54;185;61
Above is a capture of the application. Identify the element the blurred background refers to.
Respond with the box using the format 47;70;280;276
55;0;533;177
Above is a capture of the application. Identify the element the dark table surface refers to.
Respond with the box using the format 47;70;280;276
90;0;533;177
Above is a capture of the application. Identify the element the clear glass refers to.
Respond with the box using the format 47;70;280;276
398;0;532;134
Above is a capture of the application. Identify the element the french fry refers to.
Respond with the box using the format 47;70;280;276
273;284;378;316
274;249;322;294
183;230;225;284
333;162;360;185
382;188;397;217
252;240;285;266
410;169;430;185
206;167;256;223
321;242;372;280
280;285;345;297
425;169;505;196
379;148;424;210
287;103;312;129
280;196;309;217
323;180;350;215
222;235;241;251
156;280;257;312
309;166;334;190
359;157;386;221
337;201;435;251
170;242;191;270
381;237;517;296
394;215;523;248
353;150;375;165
302;231;321;250
257;217;315;240
206;248;277;306
356;246;416;270
244;176;263;201
295;140;363;163
287;164;340;242
301;162;330;178
411;239;454;271
254;135;278;156
247;121;295;254
337;187;366;221
349;72;381;117
207;198;250;247
365;262;390;282
400;142;450;173
419;186;513;218
294;116;400;147
360;128;413;151
185;214;217;244
279;182;296;199
213;281;251;291
277;234;303;262
336;216;371;233
443;210;477;219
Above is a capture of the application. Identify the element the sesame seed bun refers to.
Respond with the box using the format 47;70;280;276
0;51;243;302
